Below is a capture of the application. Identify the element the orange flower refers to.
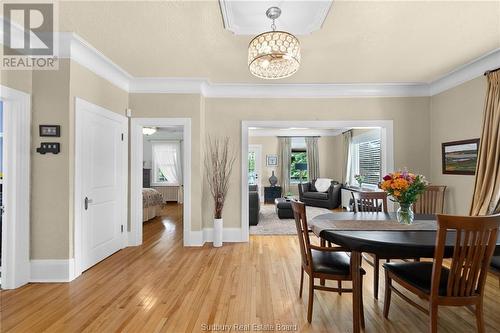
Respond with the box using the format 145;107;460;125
394;191;401;197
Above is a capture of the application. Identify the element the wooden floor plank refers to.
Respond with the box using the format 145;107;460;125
1;203;499;332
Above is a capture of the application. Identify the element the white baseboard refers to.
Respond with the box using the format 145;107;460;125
30;259;77;283
187;228;244;246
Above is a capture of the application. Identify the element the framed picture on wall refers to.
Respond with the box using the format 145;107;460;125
266;154;278;166
442;139;480;175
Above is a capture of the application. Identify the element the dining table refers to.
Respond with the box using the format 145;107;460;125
309;211;500;333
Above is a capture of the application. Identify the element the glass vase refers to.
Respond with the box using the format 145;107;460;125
397;203;414;224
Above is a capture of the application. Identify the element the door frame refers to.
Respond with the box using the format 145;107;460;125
241;120;394;242
74;97;128;278
0;85;31;289
130;118;191;246
248;144;263;201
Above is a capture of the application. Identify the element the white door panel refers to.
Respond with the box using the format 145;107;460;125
77;99;127;272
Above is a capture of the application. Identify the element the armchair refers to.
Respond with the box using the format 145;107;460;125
298;180;342;209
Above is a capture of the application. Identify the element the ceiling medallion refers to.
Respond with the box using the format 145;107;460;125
248;7;301;80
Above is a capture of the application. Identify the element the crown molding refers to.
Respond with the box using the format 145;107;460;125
4;31;498;98
429;48;500;95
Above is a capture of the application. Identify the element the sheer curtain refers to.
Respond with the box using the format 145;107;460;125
279;137;292;194
152;141;182;185
470;71;500;215
341;130;352;185
305;137;320;180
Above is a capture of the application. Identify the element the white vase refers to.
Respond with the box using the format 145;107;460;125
213;218;223;247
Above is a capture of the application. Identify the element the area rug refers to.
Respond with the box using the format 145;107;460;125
250;204;331;235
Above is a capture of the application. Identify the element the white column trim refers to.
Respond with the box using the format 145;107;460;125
0;85;31;289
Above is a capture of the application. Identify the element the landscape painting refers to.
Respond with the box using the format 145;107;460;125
442;139;480;175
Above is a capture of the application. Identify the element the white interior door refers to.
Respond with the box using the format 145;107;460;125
248;144;262;200
76;98;127;273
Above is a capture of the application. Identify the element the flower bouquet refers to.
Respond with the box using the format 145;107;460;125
379;170;428;224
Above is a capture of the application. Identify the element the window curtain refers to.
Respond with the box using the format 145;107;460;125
279;137;292;194
470;71;500;216
152;141;182;185
341;130;352;185
305;137;320;180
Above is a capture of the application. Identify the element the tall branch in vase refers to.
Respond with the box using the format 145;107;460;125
205;136;236;219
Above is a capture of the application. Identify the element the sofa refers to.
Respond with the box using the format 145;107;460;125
298;180;342;209
249;185;260;225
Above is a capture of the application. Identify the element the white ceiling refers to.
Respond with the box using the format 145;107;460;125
58;1;500;84
219;0;333;35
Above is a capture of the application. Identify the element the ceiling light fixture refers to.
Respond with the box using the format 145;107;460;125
248;7;301;80
142;127;157;135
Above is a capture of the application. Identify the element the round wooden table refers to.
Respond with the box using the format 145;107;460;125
317;228;500;333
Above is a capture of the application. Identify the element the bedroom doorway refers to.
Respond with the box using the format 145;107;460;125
130;118;191;247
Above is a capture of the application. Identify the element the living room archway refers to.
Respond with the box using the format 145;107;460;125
241;120;394;240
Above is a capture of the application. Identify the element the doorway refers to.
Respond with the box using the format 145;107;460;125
0;86;31;289
74;98;128;276
130;118;192;246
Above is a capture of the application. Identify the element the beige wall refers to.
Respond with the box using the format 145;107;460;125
429;77;486;215
30;60;71;259
1;70;33;94
204;97;431;228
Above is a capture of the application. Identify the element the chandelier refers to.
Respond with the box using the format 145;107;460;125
248;7;301;80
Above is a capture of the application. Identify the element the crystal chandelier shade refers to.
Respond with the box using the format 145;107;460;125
248;7;301;79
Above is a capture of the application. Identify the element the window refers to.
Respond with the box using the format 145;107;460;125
290;137;308;182
152;141;181;185
350;130;382;186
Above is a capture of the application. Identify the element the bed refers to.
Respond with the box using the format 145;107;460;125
142;188;164;222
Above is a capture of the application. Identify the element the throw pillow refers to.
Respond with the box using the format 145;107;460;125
314;178;332;192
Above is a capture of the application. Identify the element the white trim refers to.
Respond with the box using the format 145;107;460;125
0;86;31;290
30;259;76;283
248;144;263;201
74;98;128;278
429;48;500;95
130;118;192;246
35;33;500;97
241;120;394;240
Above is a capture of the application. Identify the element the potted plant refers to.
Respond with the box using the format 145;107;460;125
205;136;236;247
354;174;365;188
379;170;428;224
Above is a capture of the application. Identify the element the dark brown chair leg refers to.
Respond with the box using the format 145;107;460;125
299;268;304;298
475;301;485;333
373;256;380;299
338;280;342;295
430;303;438;333
307;276;314;323
383;270;392;318
319;240;325;286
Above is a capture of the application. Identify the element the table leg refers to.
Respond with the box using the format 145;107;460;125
351;251;362;333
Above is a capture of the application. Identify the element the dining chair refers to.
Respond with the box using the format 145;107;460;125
291;200;366;324
351;191;388;213
351;191;388;299
413;185;447;214
383;213;500;333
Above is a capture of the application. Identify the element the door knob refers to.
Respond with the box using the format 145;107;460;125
84;197;93;210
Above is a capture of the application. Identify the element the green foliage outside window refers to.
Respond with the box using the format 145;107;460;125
291;151;308;181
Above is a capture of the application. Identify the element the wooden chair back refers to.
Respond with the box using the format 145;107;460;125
414;185;447;214
433;214;500;298
352;191;388;213
292;201;313;271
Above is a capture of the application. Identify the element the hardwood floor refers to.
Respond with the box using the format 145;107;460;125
1;203;499;332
